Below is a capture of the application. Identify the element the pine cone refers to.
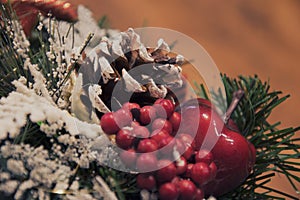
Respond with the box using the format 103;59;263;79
73;28;185;121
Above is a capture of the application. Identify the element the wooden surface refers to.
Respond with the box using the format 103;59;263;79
72;0;300;198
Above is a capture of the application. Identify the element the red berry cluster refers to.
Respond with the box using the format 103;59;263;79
100;99;217;199
134;149;217;199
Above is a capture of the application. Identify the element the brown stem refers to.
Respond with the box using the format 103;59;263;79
224;89;244;124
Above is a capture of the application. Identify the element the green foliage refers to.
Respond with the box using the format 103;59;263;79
0;8;25;97
98;166;139;200
1;3;299;198
98;15;110;29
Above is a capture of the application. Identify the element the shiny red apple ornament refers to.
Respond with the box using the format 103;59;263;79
180;97;256;196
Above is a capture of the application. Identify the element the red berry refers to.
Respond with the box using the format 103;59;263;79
209;161;217;180
116;129;135;149
139;105;156;125
136;153;158;172
159;183;179;200
132;125;150;138
137;139;159;153
191;162;211;185
183;163;194;178
100;112;119;135
120;149;136;168
154;99;175;118
136;173;156;190
175;156;187;175
123;102;141;120
122;102;140;111
152;118;173;134
156;160;177;182
158;136;175;156
169;112;181;133
154;105;167;119
151;129;170;143
195;149;213;164
194;189;205;200
171;176;181;186
131;121;140;127
114;109;133;128
178;180;197;200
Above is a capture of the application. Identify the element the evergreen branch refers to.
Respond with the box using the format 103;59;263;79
98;166;139;200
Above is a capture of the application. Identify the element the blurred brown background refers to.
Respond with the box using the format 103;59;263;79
73;0;300;198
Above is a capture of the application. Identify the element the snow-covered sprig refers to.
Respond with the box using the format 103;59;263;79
0;4;122;199
0;79;102;140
